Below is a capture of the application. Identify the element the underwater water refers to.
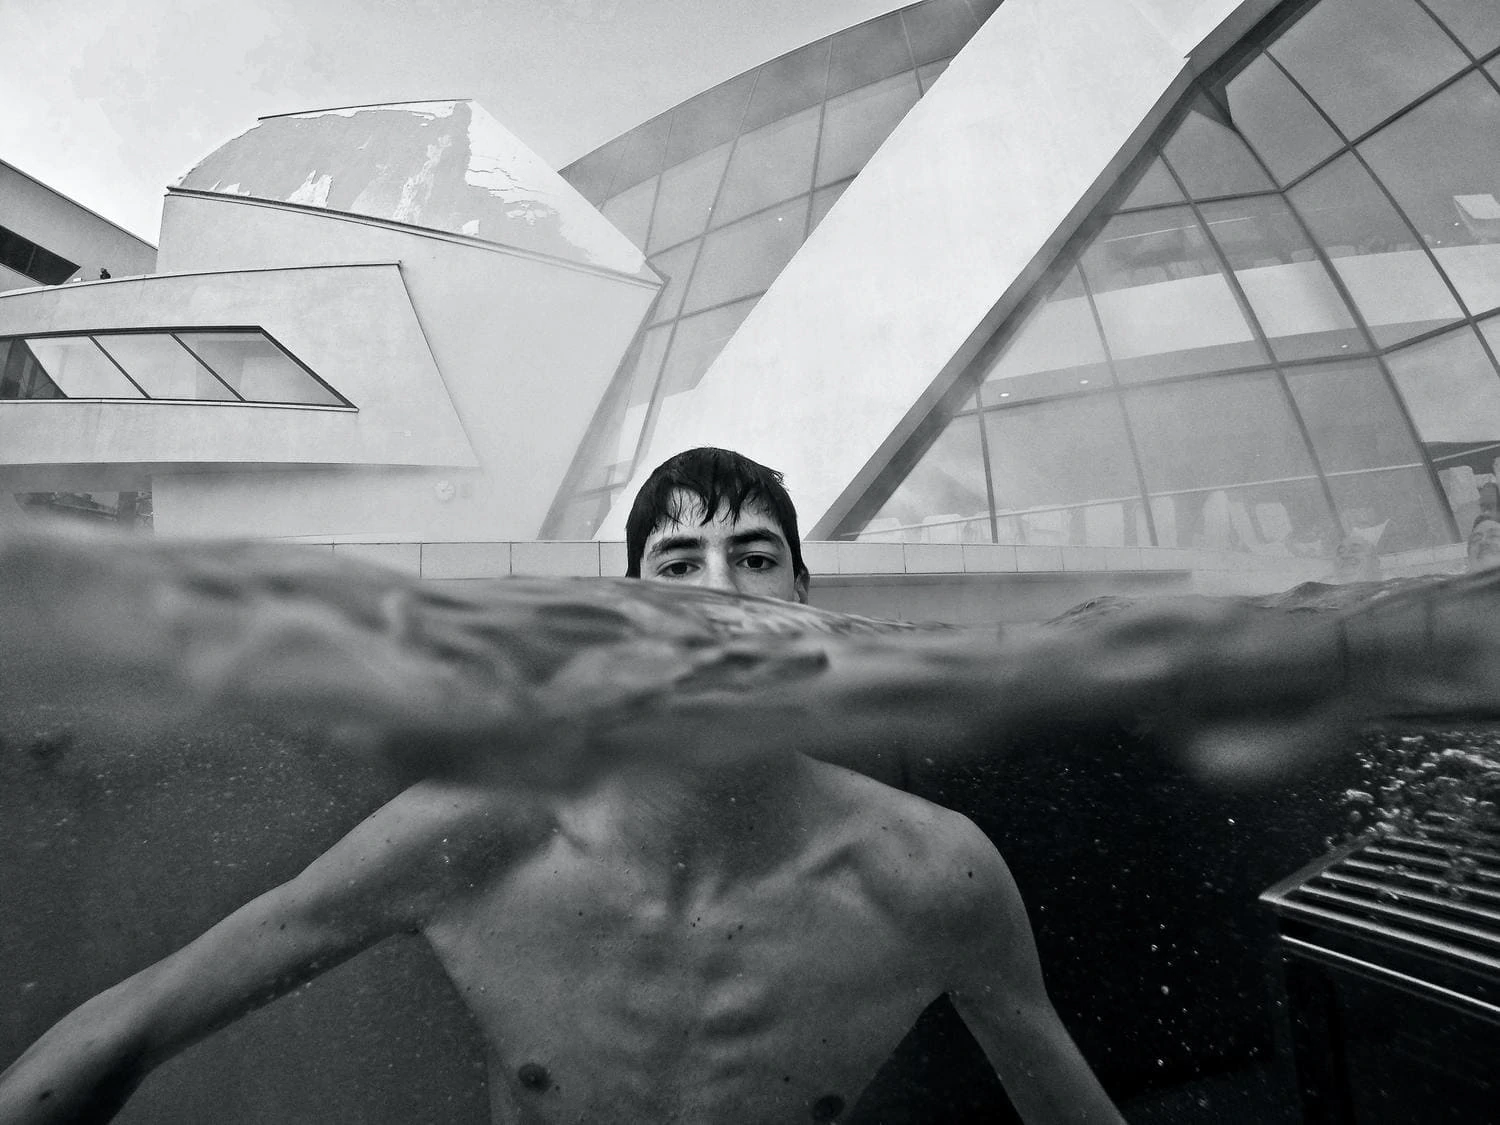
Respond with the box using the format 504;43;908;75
3;536;1499;1123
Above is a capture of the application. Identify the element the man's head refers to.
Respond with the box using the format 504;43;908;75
625;447;809;603
1469;512;1500;571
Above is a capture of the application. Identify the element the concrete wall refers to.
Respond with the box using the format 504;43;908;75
597;0;1279;539
153;194;656;540
0;265;472;498
0;160;157;286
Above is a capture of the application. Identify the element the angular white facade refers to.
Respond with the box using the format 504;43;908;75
0;101;660;541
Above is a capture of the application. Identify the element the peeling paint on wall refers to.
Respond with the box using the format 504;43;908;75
175;101;647;277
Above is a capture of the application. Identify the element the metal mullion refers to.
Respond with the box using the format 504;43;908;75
1186;88;1466;546
1410;0;1484;66
1275;193;1464;541
639;108;679;256
969;391;1001;544
677;289;770;323
172;333;245;401
1157;153;1345;541
627;59;770;482
804;35;836;240
1263;49;1493;543
1074;257;1160;547
1266;44;1481;155
255;329;352;407
659;189;812;255
86;335;151;399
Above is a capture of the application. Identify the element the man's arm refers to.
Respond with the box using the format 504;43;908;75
0;781;519;1125
941;821;1127;1125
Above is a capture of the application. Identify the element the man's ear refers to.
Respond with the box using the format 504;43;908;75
794;571;810;605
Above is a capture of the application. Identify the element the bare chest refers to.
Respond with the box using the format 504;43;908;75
424;844;944;1123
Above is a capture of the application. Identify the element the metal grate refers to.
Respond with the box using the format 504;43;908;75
1263;813;1500;981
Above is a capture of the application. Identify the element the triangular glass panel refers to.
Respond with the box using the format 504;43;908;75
979;267;1111;404
1117;157;1184;211
1161;95;1276;199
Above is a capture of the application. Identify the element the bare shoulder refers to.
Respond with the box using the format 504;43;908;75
807;760;1009;927
291;779;557;933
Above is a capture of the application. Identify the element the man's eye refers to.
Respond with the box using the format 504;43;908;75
659;561;695;577
740;555;775;570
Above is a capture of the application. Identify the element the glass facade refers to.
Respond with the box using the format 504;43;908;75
0;330;346;407
0;223;78;286
840;0;1500;566
547;0;989;537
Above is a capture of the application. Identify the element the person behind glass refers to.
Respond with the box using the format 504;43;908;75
0;447;1124;1125
1468;512;1500;571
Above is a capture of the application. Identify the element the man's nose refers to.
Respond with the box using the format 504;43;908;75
699;556;741;594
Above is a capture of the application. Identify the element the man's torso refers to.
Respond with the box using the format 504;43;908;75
415;763;971;1124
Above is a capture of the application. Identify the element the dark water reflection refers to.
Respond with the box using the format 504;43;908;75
4;574;1498;1123
1;704;1369;1123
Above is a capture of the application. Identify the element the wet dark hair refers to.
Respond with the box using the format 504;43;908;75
625;447;807;581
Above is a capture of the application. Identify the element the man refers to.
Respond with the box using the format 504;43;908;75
0;448;1122;1124
1468;511;1500;571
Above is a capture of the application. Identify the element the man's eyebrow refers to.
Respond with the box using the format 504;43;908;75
726;528;786;550
646;533;706;558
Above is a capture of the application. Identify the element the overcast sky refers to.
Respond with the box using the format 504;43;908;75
1;0;909;243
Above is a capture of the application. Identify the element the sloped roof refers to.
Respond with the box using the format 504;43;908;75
175;100;651;279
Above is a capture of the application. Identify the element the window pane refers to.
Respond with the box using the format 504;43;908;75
901;0;976;65
1152;479;1336;555
1289;153;1463;345
1199;196;1364;360
600;176;657;251
95;334;236;401
984;395;1141;521
1386;325;1500;469
1422;0;1500;55
648;142;731;253
1117;157;1184;211
1160;96;1275;199
683;198;807;313
562;138;627;206
1285;359;1423;472
865;407;990;543
1222;53;1343;185
0;338;63;399
1435;317;1500;529
816;71;921;187
1359;73;1500;316
611;115;673;192
611;326;673;481
916;59;949;93
1268;0;1467;140
25;337;141;398
664;71;756;166
742;41;830;132
827;11;911;98
656;298;757;398
178;332;340;405
714;107;820;227
646;240;700;324
809;181;849;233
571;325;671;492
1080;208;1268;381
1124;373;1315;492
550;490;615;541
981;268;1111;404
1326;467;1451;553
27;244;80;286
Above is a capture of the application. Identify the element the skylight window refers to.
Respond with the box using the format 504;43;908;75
0;329;348;406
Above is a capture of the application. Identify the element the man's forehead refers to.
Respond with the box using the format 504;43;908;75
648;490;785;540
